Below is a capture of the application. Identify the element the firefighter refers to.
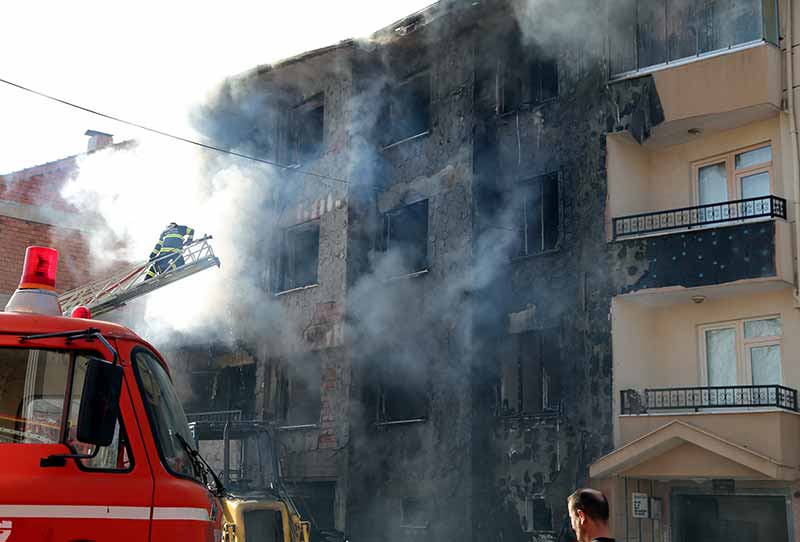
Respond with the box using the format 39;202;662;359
146;222;194;279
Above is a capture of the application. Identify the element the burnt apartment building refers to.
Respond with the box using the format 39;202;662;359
181;0;800;541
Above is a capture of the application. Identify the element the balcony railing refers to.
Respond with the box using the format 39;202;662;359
621;385;798;414
185;409;242;424
612;195;786;240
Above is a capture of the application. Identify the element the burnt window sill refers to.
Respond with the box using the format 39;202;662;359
383;130;430;150
497;409;562;421
275;283;319;297
373;417;427;428
510;247;560;263
278;423;320;432
498;97;558;118
383;268;429;282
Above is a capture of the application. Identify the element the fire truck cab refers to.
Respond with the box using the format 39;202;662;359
0;247;223;541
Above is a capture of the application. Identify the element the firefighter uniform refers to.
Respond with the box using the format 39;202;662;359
146;223;194;279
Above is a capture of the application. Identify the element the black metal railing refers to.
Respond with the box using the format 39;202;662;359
621;385;798;414
185;409;242;424
612;195;787;240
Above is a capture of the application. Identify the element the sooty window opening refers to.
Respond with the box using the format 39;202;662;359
276;221;320;292
379;199;429;276
501;44;558;113
517;172;560;257
376;355;428;422
284;354;322;426
383;70;431;146
288;93;325;164
500;329;561;416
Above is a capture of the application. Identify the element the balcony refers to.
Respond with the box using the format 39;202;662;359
621;385;798;414
612;200;790;294
612;195;786;240
599;385;800;481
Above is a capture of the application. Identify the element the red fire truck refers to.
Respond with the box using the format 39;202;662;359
0;246;224;541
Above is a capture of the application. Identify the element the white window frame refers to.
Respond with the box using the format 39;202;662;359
692;142;774;206
698;315;783;386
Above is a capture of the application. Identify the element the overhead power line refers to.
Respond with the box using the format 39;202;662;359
0;76;349;186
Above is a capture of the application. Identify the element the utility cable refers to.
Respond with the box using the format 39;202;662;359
0;75;431;202
0;76;349;186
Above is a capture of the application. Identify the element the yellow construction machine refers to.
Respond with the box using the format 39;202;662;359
189;419;344;542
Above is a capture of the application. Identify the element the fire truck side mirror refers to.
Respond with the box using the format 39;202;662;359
76;357;123;447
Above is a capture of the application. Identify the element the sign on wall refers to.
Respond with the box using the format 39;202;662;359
632;492;649;519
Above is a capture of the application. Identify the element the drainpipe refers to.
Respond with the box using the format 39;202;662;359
787;0;800;306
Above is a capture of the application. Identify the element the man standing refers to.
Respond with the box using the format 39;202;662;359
567;488;615;542
146;222;194;279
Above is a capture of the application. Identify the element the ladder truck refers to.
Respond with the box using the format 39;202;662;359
58;235;221;317
0;245;224;541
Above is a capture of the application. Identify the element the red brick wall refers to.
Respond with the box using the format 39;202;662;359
0;157;79;212
0;216;93;296
0;156;93;297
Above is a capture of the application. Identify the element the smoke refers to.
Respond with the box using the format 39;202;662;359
511;0;607;54
60;133;287;349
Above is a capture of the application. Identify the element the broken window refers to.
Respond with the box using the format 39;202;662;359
376;356;428;422
378;199;429;276
500;330;561;416
382;70;431;146
524;498;553;532
288;94;324;164
517;172;560;257
501;48;558;113
289;482;337;532
401;498;430;528
609;0;778;76
284;354;322;426
276;221;320;292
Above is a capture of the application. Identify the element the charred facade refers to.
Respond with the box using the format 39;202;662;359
179;0;799;540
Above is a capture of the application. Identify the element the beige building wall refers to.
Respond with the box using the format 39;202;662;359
608;116;786;224
613;286;800;426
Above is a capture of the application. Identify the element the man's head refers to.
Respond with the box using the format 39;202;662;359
567;488;610;542
166;221;177;229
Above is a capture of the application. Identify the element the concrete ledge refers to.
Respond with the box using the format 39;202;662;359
0;200;100;232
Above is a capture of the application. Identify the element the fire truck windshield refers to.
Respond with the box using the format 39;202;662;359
132;347;202;482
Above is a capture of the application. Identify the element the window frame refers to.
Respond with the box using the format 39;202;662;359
66;351;135;473
608;0;780;79
516;171;562;259
382;69;432;148
276;219;321;294
523;496;553;533
499;54;559;114
499;330;561;417
0;346;134;473
288;93;325;165
131;346;205;486
698;316;783;387
379;198;430;278
692;142;774;206
282;354;322;427
375;357;428;424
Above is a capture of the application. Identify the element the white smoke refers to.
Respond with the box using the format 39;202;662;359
61;134;283;345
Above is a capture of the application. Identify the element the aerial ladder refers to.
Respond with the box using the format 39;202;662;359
58;235;221;317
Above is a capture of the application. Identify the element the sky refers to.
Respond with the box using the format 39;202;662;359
0;0;436;174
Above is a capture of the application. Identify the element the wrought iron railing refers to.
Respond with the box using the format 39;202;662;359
612;195;787;240
185;409;242;424
621;385;798;414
